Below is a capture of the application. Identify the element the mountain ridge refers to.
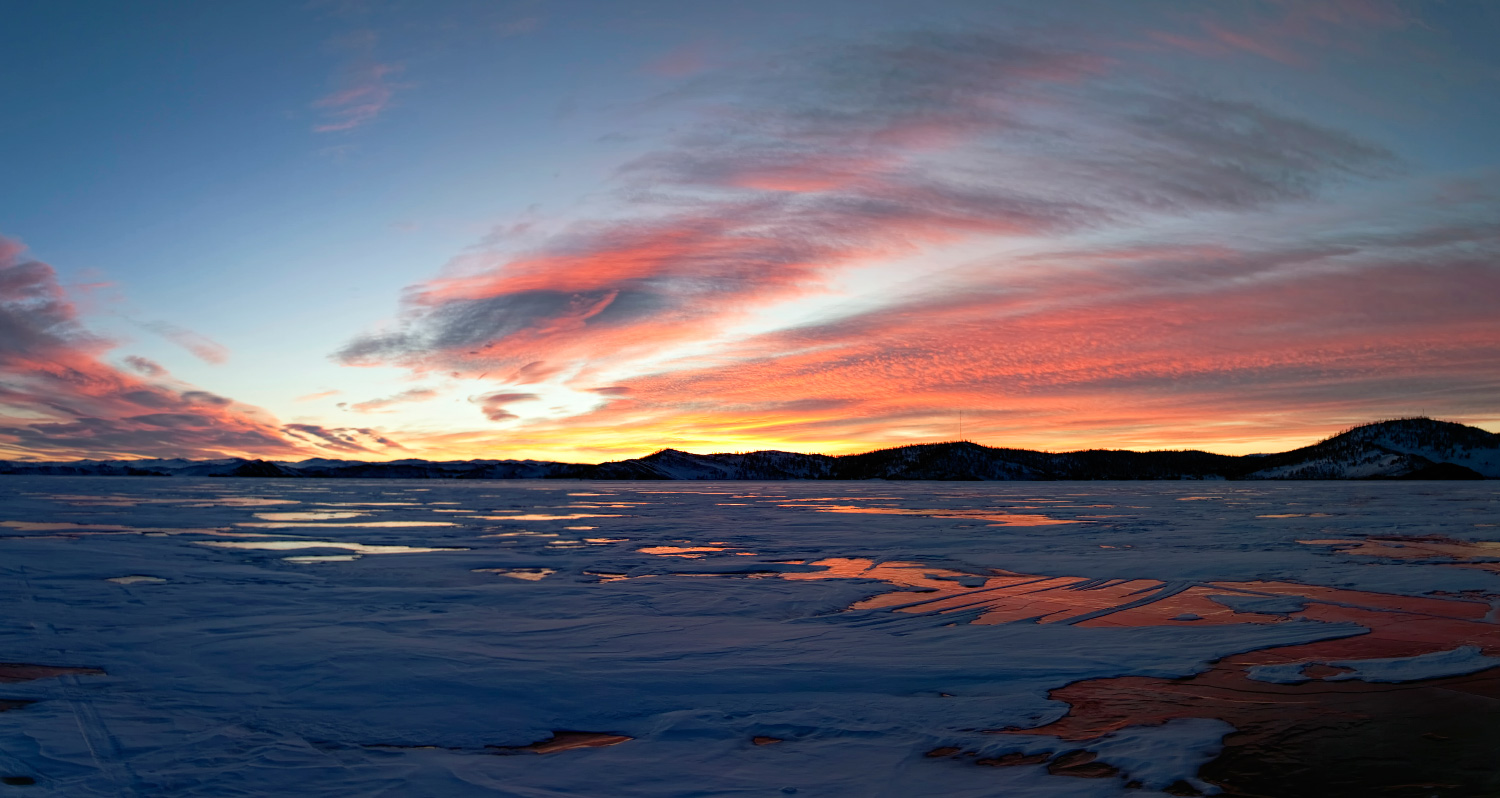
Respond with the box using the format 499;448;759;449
3;418;1495;480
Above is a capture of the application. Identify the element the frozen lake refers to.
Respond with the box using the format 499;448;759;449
1;477;1498;796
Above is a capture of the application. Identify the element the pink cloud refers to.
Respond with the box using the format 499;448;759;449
313;61;401;133
0;236;399;460
472;391;538;422
1150;0;1412;66
341;30;1384;385
348;387;438;413
332;28;1466;459
644;41;712;77
142;320;229;364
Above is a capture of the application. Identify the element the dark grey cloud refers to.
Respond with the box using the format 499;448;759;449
282;423;398;453
123;355;167;377
0;251;102;362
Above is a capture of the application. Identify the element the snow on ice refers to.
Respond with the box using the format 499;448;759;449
0;477;1496;796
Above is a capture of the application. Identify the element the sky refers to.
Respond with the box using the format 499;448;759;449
1;0;1497;463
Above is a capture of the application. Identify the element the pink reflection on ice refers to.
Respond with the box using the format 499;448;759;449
778;504;1079;526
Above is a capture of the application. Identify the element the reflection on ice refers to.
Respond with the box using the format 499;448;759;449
781;504;1078;526
1258;513;1332;518
197;541;467;554
473;568;556;581
106;575;167;585
253;511;369;521
235;521;457;529
285;555;362;564
313;502;421;507
468;513;624;521
2;520;244;537
1302;535;1500;574
185;497;300;508
637;545;731;558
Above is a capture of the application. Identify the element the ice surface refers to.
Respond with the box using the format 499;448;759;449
1249;645;1500;685
0;477;1495;796
1205;594;1308;615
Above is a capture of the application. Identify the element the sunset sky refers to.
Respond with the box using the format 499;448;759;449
2;0;1497;462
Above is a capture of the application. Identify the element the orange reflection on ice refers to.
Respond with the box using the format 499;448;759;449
638;545;732;558
235;521;456;528
777;556;1500;635
782;505;1079;526
783;558;997;597
1302;535;1500;573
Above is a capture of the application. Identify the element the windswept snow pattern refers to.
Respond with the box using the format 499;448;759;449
0;478;1497;796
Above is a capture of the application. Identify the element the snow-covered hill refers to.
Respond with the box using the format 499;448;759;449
1240;418;1498;479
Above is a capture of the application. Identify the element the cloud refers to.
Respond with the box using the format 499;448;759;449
122;355;167;377
328;23;1495;461
347;387;438;413
295;389;342;402
283;423;402;453
1151;0;1413;66
140;320;230;364
312;31;402;133
549;209;1500;454
0;236;399;461
472;391;537;422
644;41;713;77
339;28;1393;386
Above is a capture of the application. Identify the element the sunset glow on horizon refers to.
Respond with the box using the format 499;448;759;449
2;1;1497;462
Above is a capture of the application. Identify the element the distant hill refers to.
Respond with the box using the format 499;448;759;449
2;418;1494;480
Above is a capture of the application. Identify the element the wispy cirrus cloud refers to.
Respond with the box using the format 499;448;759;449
345;387;438;413
140;320;230;364
1150;0;1413;66
0;236;401;461
312;31;402;133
